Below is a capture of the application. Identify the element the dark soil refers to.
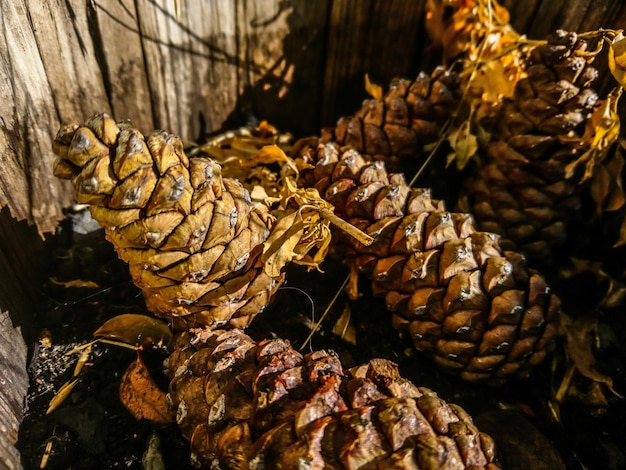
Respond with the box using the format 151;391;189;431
16;205;626;470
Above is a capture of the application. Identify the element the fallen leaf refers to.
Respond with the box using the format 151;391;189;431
262;210;305;277
332;304;357;345
94;314;172;347
49;277;100;289
567;380;610;408
447;119;478;169
562;314;623;399
608;30;626;88
119;353;175;423
614;216;626;248
564;88;622;183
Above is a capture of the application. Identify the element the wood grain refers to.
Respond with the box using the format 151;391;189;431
0;309;28;470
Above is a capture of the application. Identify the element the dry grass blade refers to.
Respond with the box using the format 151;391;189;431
46;378;80;415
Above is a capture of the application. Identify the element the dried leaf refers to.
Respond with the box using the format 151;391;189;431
332;304;357;345
477;59;517;102
93;314;172;347
562;314;624;399
614;215;626;248
262;210;305;278
603;143;626;211
47;378;79;414
608;30;626;87
119;353;175;423
364;74;383;100
243;144;298;177
590;164;611;216
567;381;610;408
49;277;100;289
73;342;93;377
564;88;622;183
447;119;478;169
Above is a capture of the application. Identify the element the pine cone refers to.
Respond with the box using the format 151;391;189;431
166;328;500;469
322;67;462;172
293;142;560;386
461;30;601;264
52;113;283;329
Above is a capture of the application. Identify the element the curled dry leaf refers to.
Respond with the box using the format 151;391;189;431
590;142;625;216
608;30;626;88
561;314;623;401
261;146;372;277
447;119;478;169
119;352;175;424
332;304;357;345
563;88;622;183
93;314;172;347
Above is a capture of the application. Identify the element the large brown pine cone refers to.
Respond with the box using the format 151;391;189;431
52;113;283;330
166;328;500;469
293;141;560;386
461;30;601;264
322;67;462;171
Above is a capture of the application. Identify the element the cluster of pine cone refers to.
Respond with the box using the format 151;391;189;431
51;8;622;468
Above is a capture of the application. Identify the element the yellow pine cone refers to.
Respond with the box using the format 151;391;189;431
52;113;283;329
166;328;501;469
294;141;560;386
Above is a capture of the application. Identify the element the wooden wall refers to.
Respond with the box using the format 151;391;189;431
0;1;625;465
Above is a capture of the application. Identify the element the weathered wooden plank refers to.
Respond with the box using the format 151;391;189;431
26;0;112;122
0;309;28;470
89;0;155;131
0;0;71;236
321;0;427;126
224;0;331;136
136;0;242;139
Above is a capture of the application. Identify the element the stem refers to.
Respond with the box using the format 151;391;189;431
319;208;373;246
300;274;350;352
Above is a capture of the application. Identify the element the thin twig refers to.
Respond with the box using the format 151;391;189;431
299;275;350;352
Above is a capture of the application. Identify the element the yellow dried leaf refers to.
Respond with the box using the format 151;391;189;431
364;74;383;100
243;144;298;175
47;378;79;414
490;0;510;24
591;144;626;215
73;342;92;377
608;30;626;87
477;59;517;101
564;88;622;182
262;211;305;278
447;120;478;169
119;354;176;423
93;314;172;347
332;304;357;345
